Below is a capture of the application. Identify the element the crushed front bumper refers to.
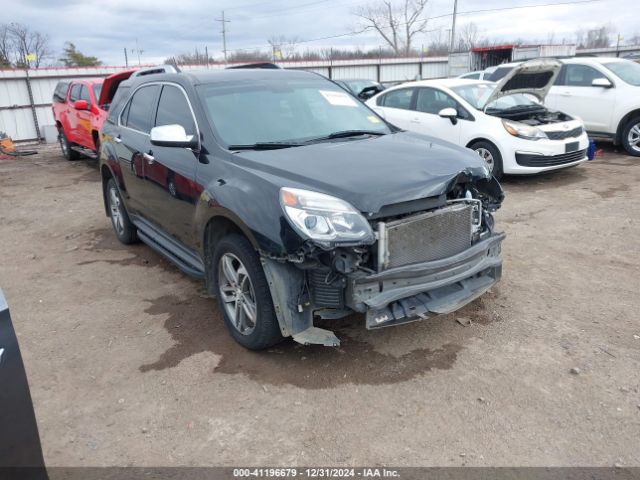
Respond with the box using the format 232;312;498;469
346;233;505;329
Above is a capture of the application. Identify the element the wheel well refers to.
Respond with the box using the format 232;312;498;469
616;109;640;144
203;216;246;295
466;138;497;151
101;165;113;216
55;121;62;131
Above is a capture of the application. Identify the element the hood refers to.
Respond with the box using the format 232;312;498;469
483;58;562;107
231;132;494;214
98;69;136;107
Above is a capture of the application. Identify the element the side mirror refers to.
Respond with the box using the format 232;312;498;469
592;78;613;88
439;107;458;125
150;124;198;149
73;100;89;110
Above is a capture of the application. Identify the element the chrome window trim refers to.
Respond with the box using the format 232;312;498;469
117;82;201;149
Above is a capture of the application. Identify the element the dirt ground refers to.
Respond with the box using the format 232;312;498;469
0;143;639;467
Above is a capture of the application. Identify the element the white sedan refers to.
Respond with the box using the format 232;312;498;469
367;59;589;178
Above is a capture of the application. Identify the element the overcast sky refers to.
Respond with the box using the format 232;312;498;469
2;0;634;65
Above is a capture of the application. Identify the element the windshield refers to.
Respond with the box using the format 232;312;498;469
452;83;541;111
197;77;390;146
602;60;640;86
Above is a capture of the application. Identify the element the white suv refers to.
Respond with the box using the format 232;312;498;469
546;57;640;156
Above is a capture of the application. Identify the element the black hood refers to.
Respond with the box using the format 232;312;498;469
230;132;493;214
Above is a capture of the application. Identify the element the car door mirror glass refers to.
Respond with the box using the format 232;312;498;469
592;78;613;88
150;124;197;149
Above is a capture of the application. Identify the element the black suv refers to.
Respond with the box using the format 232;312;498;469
99;69;505;349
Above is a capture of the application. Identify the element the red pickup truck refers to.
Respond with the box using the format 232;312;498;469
52;71;134;160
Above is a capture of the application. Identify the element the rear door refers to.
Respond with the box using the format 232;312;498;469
141;83;200;246
547;63;616;133
372;87;416;130
114;84;161;216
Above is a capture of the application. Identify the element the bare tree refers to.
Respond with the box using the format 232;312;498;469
0;25;11;66
267;35;300;60
456;22;480;51
584;24;614;48
6;23;51;67
353;0;429;56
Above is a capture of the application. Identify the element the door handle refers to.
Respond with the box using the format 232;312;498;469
143;151;155;164
410;118;421;123
559;91;572;96
114;135;122;143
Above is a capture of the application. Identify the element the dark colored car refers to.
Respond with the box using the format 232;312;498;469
99;69;505;349
335;78;386;100
0;289;48;479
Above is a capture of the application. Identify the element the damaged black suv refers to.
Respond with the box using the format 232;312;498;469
99;68;505;349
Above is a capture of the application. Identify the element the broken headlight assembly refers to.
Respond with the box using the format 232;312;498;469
502;119;548;140
280;187;374;248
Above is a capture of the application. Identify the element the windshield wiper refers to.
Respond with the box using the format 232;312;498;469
228;142;303;151
305;130;387;143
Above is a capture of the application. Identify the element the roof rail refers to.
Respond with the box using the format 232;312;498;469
131;65;180;77
226;62;281;70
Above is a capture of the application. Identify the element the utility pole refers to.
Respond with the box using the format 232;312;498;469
124;47;128;67
205;45;210;68
449;0;458;53
215;10;231;62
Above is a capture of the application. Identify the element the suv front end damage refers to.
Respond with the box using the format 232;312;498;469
261;174;505;347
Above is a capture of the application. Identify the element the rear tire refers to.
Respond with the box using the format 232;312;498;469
621;116;640;157
105;178;138;244
59;130;80;161
212;234;283;350
470;140;503;179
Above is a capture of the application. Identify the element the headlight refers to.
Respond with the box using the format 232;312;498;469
502;119;548;140
280;187;374;248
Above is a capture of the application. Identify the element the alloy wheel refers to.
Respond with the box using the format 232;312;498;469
475;147;495;172
628;122;640;153
218;253;257;335
109;186;125;235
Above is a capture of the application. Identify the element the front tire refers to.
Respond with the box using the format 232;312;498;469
470;140;503;179
105;178;137;244
213;234;283;350
59;130;80;161
621;116;640;156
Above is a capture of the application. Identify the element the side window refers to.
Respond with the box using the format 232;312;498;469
79;85;91;103
415;88;458;115
122;85;161;133
69;84;82;102
379;88;414;109
107;86;130;124
155;85;196;136
563;64;605;87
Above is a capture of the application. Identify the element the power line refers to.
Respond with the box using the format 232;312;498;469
224;0;602;54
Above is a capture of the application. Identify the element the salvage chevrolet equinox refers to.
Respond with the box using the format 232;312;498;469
99;69;505;349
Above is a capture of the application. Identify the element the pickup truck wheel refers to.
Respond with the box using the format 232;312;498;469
59;130;80;161
470;141;503;179
621;116;640;156
213;234;283;350
106;178;137;244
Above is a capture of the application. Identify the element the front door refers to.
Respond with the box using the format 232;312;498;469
141;84;200;247
411;87;464;143
115;84;161;216
547;64;616;133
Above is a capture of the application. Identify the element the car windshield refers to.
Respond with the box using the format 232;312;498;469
197;77;390;146
602;61;640;86
452;83;541;111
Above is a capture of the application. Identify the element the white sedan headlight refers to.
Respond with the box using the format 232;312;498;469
502;119;548;140
280;187;374;248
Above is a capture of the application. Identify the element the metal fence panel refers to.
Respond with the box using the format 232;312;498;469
331;65;378;80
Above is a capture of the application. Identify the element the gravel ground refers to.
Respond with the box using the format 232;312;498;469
0;143;639;467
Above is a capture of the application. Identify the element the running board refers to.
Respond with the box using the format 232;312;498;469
132;219;205;279
70;146;97;159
